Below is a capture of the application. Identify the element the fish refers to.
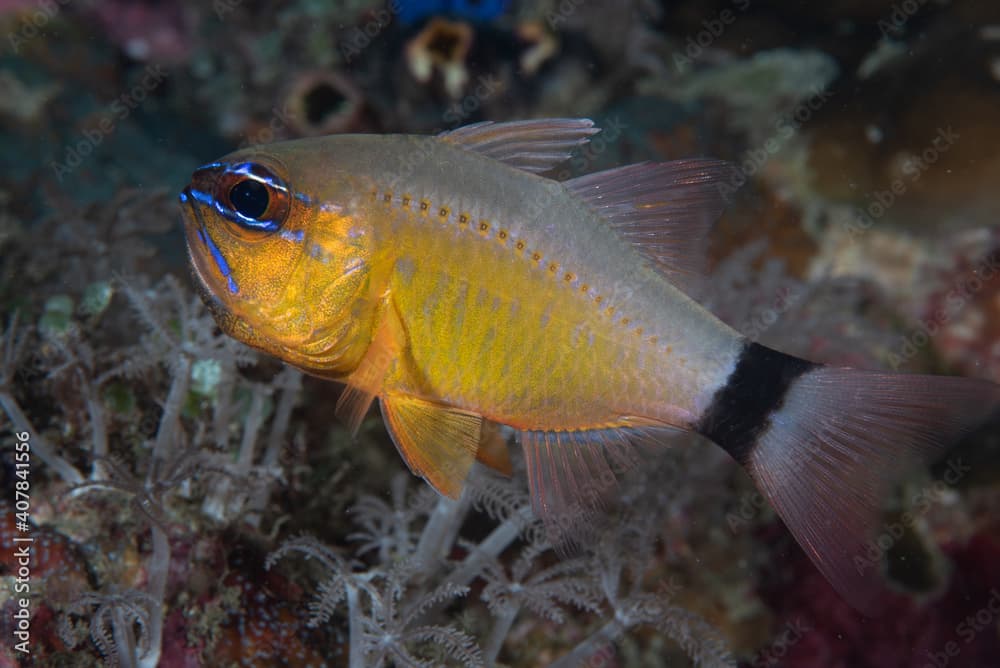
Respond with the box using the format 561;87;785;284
179;118;998;612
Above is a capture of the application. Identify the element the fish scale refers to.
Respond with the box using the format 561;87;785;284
384;206;662;427
364;142;739;427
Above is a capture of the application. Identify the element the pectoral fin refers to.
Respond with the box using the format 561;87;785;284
335;383;378;437
335;299;405;436
379;394;483;498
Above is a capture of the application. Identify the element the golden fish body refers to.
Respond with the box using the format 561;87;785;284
181;119;999;613
184;131;740;429
356;136;741;431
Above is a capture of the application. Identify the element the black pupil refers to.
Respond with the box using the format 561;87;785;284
229;179;270;219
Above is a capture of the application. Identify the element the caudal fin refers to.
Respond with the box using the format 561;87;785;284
698;344;999;612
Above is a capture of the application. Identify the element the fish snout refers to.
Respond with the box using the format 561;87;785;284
179;162;225;211
190;162;224;190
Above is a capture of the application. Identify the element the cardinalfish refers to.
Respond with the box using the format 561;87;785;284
179;118;998;611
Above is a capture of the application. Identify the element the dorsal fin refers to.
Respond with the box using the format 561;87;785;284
565;160;736;294
438;118;599;174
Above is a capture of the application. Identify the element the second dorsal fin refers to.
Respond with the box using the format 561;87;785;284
439;118;599;174
565;160;737;294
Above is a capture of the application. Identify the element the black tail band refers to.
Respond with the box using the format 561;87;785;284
695;342;818;463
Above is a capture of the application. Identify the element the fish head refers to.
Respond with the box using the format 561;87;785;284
179;145;376;377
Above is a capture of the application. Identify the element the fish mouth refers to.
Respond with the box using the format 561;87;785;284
179;185;233;301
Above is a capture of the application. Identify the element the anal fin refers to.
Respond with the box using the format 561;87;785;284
380;394;483;499
519;425;665;543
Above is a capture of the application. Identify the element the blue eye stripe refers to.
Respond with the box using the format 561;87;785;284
187;187;215;207
226;204;280;232
181;184;240;294
202;227;239;294
230;162;288;191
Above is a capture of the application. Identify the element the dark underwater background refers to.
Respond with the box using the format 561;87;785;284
1;1;999;666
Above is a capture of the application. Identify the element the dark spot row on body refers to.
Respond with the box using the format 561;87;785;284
696;342;818;463
371;186;661;341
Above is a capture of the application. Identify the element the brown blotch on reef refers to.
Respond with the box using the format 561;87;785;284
284;70;364;136
405;18;473;98
805;35;1000;233
709;182;817;279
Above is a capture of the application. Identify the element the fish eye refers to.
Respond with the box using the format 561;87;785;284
215;162;292;234
229;179;270;219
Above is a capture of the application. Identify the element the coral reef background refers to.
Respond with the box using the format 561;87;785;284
1;0;999;666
